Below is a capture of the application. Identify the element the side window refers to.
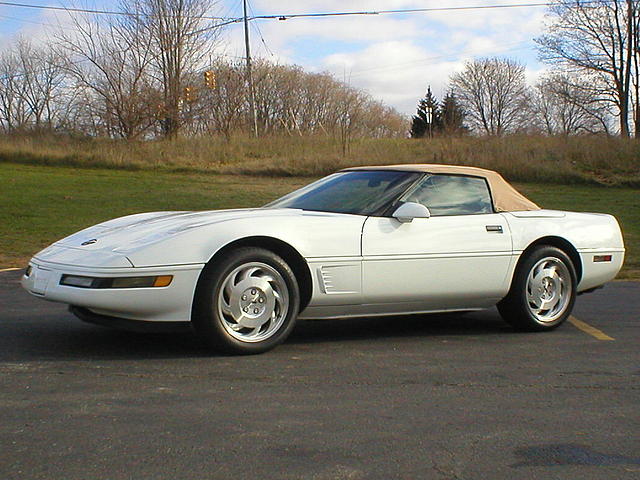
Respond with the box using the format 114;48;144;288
402;175;494;216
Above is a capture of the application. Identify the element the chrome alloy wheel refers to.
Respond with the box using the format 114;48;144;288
217;262;290;342
526;256;572;323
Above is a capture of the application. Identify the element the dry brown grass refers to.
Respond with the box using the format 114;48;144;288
1;132;639;185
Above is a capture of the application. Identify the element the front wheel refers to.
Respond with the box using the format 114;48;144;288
193;247;300;354
498;246;577;331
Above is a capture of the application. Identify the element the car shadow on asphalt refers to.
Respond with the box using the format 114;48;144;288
289;311;513;344
0;310;517;362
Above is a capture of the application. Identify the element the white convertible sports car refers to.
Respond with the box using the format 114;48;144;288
22;164;624;354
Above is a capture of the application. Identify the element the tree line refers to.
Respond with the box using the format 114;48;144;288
411;58;610;138
0;0;405;140
2;0;640;140
414;1;640;138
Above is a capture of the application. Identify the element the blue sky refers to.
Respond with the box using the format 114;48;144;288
0;1;550;114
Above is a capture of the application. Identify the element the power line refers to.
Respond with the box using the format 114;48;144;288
188;16;245;36
0;11;100;32
250;1;616;21
247;1;274;57
0;0;230;20
0;4;243;37
0;0;616;24
0;1;125;16
221;0;243;20
0;12;57;27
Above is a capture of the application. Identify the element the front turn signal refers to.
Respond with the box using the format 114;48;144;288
153;275;173;287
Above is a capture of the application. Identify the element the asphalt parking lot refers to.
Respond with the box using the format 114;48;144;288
1;269;638;480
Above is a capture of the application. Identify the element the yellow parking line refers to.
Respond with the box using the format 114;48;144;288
0;267;20;272
569;316;614;341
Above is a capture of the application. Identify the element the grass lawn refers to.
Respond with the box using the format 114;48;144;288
1;163;637;278
0;164;308;268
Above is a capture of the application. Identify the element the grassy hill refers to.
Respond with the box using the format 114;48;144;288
1;133;639;186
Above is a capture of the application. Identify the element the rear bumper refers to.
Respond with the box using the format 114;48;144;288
21;259;204;322
577;248;625;292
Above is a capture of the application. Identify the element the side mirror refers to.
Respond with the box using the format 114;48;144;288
392;202;431;223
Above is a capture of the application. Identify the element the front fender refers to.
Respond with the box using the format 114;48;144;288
125;213;366;267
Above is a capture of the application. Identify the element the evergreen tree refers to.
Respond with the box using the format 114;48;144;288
439;91;467;135
410;86;441;138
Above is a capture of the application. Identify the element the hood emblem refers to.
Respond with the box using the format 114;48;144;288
81;239;98;246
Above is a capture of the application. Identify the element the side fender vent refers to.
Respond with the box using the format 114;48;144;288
318;264;361;295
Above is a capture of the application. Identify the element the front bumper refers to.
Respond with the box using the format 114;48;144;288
69;306;192;332
21;259;204;322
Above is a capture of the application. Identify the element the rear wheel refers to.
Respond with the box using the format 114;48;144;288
193;247;300;354
498;246;576;331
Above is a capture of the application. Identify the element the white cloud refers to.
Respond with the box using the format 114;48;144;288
0;6;101;50
526;65;550;86
257;15;429;46
323;41;464;115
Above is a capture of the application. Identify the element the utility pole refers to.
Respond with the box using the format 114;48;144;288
243;0;259;137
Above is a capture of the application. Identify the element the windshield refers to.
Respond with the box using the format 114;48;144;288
265;170;421;216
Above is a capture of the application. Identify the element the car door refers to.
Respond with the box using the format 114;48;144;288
361;174;514;311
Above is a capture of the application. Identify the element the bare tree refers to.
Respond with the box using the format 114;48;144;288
252;61;304;135
297;72;342;135
194;60;406;139
14;39;67;129
0;48;25;131
536;0;639;137
56;10;160;139
195;61;247;139
126;0;221;138
450;57;529;136
0;38;69;131
632;1;640;136
531;73;612;135
335;87;368;154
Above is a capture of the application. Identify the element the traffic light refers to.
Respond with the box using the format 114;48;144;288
183;86;194;103
204;70;216;89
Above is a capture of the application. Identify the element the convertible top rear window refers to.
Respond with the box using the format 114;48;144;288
265;171;421;216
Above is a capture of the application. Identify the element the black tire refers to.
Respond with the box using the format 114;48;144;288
192;247;300;354
498;246;577;332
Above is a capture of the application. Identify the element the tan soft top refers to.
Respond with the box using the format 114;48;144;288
342;164;540;212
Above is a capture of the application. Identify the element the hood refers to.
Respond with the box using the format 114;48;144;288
55;208;301;253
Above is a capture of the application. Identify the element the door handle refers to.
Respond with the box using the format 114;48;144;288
486;225;503;233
